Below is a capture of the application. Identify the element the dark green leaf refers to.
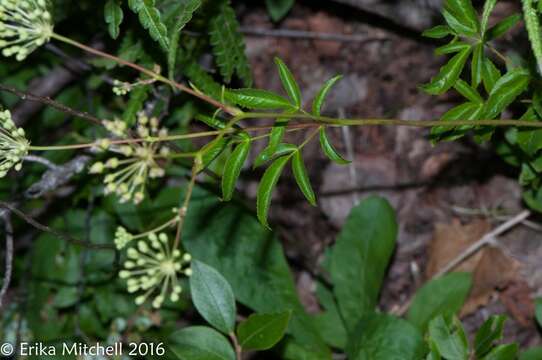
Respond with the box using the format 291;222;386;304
265;0;294;22
292;150;316;206
431;102;483;142
257;156;290;228
423;25;454;38
170;326;236;360
319;128;350;164
407;272;472;332
201;137;229;170
167;0;202;80
481;58;501;93
435;41;470;56
104;0;124;39
275;57;302;108
222;139;251;201
520;347;542;360
422;47;471;95
209;3;253;86
237;311;291;350
475;315;507;358
128;0;169;51
427;316;469;360
517;108;542;156
254;142;297;168
312;283;348;349
471;43;483;87
487;14;521;40
346;314;425;360
454;79;483;104
482;344;518;360
328;196;397;331
483;68;530;119
313;75;343;116
190;260;237;334
226;89;292;110
443;0;479;36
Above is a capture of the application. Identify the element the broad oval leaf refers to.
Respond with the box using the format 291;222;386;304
483;68;530;119
520;347;542;360
256;156;290;228
319;128;350;164
104;0;124;40
190;260;236;334
265;0;294;22
427;315;469;360
225;89;293;110
406;272;472;332
237;311;291;351
275;58;302;108
170;326;236;360
313;75;343;116
346;314;425;360
222;140;251;201
292;150;316;206
328;196;397;331
422;47;471;95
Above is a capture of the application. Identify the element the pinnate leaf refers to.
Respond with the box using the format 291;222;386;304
128;0;169;51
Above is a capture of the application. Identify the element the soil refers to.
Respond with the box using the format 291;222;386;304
239;0;542;349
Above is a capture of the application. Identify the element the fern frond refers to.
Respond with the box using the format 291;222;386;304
128;0;169;51
209;3;253;87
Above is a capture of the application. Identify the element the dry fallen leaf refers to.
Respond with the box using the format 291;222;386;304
426;219;524;317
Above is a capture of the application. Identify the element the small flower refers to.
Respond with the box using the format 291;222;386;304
119;233;192;308
0;109;29;177
114;226;134;250
112;80;131;96
90;113;168;204
0;0;54;61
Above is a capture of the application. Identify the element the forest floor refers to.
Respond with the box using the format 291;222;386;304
237;0;542;348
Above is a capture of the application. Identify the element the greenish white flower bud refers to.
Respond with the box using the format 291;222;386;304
0;109;29;177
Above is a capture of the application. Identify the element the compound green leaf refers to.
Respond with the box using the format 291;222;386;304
190;260;237;334
487;14;521;40
422;47;471;95
313;75;343;116
128;0;169;51
226;89;292;110
292;150;316;206
257;156;290;228
222;139;251;201
275;57;301;108
483;67;530;119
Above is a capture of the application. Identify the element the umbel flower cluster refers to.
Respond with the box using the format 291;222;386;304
119;233;192;308
90;113;170;204
0;110;29;177
0;0;54;61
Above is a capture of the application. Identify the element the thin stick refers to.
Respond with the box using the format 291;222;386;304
0;213;13;310
0;83;103;125
50;33;239;116
229;332;242;360
173;160;199;249
394;210;530;316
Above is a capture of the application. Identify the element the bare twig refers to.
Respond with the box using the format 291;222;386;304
240;27;389;44
394;210;530;316
0;201;115;250
0;83;104;125
0;213;13;310
229;332;242;360
24;155;59;170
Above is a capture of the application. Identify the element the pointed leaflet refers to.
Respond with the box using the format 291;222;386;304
292;150;316;206
225;89;292;110
481;57;501;93
483;67;530;119
455;79;483;104
128;0;169;51
104;0;123;39
209;3;252;86
431;102;484;142
443;0;479;36
523;0;542;74
471;43;483;88
481;0;498;35
190;260;236;334
254;143;297;168
517;107;542;156
475;315;507;358
275;58;302;108
319;128;350;164
435;41;471;56
406;272;472;332
328;197;397;331
237;311;291;351
257;156;290;228
423;25;454;39
167;0;202;80
313;75;343;116
487;14;521;40
422;47;471;95
222;138;251;201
